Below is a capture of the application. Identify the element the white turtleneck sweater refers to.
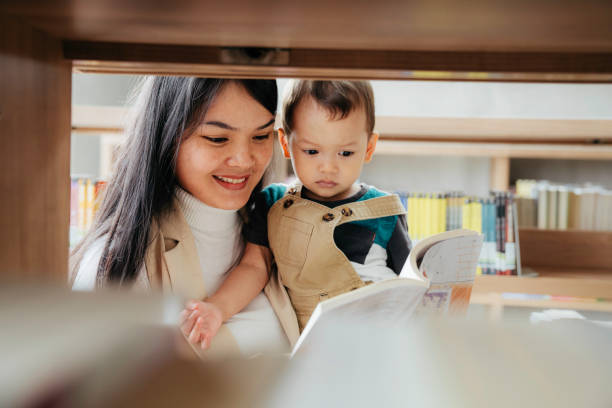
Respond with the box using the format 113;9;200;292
73;188;289;356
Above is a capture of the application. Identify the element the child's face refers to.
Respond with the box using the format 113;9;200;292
280;97;377;201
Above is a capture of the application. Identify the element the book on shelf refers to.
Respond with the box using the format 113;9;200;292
397;190;519;276
514;179;612;232
291;229;484;357
69;176;107;247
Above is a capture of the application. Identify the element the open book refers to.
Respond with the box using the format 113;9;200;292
291;229;484;357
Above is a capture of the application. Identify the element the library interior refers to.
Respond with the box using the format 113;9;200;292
2;1;612;407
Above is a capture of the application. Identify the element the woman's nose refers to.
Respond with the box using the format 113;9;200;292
227;142;255;168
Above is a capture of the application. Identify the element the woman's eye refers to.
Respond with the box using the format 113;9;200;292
253;133;270;141
203;136;228;144
304;149;318;155
340;151;354;157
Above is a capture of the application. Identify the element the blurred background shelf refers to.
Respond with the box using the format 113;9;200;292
472;228;612;314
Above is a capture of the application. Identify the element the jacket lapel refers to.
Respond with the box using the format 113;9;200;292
157;200;207;301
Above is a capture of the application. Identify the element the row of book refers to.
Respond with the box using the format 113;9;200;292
515;179;612;231
396;191;519;276
69;177;106;247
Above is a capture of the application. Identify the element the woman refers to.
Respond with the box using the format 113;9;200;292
71;76;289;357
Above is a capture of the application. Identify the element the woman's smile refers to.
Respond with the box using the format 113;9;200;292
213;174;250;190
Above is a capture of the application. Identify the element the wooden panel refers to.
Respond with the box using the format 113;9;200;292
63;41;612;74
376;117;612;143
71;61;612;82
519;228;612;270
4;1;612;80
0;15;71;283
473;275;612;299
471;292;612;312
64;42;612;82
2;1;612;53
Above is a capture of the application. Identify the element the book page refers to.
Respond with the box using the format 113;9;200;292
417;234;483;315
292;279;427;357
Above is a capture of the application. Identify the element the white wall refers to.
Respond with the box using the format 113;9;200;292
360;155;490;196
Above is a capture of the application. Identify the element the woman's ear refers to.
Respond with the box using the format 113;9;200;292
365;132;379;163
278;128;291;159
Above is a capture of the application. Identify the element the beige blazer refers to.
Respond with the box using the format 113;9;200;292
141;199;299;355
142;200;240;358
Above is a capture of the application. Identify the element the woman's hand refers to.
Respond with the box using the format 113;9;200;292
180;300;223;350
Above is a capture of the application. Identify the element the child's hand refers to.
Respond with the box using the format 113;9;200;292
179;300;223;350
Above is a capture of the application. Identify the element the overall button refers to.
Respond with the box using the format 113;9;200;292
288;187;297;195
283;199;294;208
322;213;335;222
341;207;353;216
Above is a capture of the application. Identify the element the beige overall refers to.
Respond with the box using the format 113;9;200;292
266;185;406;332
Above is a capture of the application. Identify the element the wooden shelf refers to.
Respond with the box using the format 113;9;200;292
375;140;612;159
4;1;612;81
470;292;612;313
472;228;612;313
473;275;612;299
376;117;612;143
519;228;612;270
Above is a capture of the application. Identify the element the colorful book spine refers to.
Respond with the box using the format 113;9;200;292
70;176;107;247
399;190;519;275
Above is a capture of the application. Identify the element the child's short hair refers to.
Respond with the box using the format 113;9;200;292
281;80;375;136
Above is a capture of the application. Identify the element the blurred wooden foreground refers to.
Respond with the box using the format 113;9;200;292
1;284;611;408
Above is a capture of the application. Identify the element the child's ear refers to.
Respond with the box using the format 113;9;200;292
278;128;291;159
364;132;379;163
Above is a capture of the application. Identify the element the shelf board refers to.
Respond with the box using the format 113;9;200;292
470;292;612;313
6;1;612;80
376;117;612;143
473;275;612;299
519;228;612;270
375;140;612;159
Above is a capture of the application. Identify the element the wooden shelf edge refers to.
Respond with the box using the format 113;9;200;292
374;140;612;159
473;275;612;299
376;116;612;142
470;292;612;312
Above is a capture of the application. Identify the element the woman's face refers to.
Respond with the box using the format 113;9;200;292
176;82;275;210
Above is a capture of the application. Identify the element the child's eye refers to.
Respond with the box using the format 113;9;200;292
203;136;228;144
253;133;270;141
339;151;354;157
304;149;318;155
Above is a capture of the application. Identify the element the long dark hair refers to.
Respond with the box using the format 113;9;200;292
70;77;278;286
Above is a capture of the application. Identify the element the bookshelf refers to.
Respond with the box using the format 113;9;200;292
2;1;612;308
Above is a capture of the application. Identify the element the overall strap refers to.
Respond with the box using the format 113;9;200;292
335;194;406;226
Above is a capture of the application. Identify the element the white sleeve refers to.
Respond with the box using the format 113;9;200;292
72;239;105;291
72;237;150;291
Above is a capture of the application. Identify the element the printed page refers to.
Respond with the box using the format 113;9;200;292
417;234;483;315
292;280;427;357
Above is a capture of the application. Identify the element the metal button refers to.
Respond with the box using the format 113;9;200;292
288;188;297;195
322;213;335;222
283;199;294;208
341;207;353;216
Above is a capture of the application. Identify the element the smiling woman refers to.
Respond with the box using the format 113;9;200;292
70;77;289;357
